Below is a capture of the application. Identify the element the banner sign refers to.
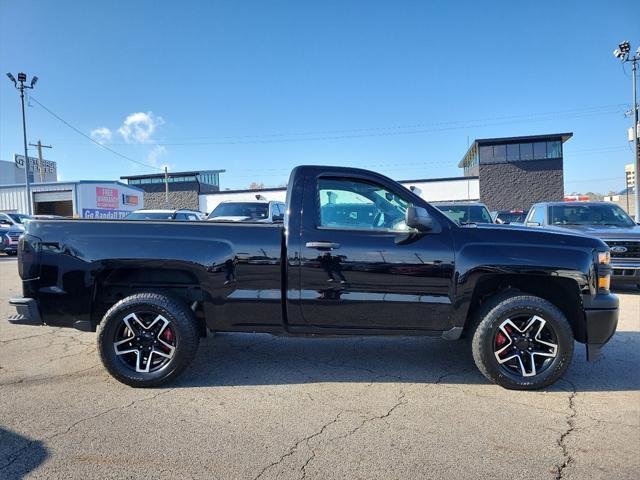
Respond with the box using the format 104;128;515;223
96;187;119;209
82;208;131;220
122;194;139;206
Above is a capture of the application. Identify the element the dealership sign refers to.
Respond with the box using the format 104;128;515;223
14;154;57;174
82;208;131;220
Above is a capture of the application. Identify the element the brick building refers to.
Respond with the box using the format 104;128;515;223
458;133;573;211
121;170;224;210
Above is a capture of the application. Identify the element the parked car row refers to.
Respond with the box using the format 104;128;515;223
123;200;287;223
431;200;639;289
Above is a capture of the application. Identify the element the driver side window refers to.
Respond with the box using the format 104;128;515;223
318;177;410;231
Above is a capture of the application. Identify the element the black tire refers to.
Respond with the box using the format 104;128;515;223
97;293;199;387
470;292;574;390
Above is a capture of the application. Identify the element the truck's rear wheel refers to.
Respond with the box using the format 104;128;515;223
97;293;199;387
470;292;574;390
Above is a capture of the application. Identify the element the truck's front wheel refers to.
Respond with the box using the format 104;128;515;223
471;293;574;390
97;293;199;388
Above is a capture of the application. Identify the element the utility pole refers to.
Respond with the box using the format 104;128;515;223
6;72;38;215
613;41;640;221
28;140;53;183
164;166;170;208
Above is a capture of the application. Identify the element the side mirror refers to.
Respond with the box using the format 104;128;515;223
406;206;434;232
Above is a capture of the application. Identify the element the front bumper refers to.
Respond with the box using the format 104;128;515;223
611;262;640;285
8;298;43;326
582;293;619;361
1;244;18;254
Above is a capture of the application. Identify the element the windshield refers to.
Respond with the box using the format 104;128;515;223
495;211;528;224
550;204;636;227
436;204;493;224
7;213;31;224
209;202;269;219
125;212;174;220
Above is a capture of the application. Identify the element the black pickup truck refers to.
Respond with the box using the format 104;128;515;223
9;166;619;390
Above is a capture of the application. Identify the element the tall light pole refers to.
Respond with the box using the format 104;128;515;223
613;41;640;222
6;72;38;215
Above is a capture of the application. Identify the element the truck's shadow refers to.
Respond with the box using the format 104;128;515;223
0;428;48;479
176;331;640;393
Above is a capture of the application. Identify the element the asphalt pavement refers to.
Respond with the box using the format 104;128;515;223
0;256;638;479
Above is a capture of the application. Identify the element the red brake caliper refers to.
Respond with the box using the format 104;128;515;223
160;327;174;352
495;324;513;354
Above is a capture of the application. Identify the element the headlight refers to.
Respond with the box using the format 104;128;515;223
596;249;611;292
598;274;611;291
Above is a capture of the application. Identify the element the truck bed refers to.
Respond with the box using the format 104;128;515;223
19;219;285;332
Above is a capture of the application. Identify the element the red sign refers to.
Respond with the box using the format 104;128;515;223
96;187;119;209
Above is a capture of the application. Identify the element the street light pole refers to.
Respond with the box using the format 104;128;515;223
6;72;38;215
613;42;640;222
632;56;639;222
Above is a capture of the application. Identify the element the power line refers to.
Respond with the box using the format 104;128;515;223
51;104;626;147
29;96;163;171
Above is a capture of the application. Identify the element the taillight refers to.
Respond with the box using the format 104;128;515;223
18;234;41;280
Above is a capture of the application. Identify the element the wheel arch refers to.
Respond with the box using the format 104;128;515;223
462;273;587;343
91;266;207;336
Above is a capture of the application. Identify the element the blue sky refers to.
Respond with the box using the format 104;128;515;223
0;1;638;193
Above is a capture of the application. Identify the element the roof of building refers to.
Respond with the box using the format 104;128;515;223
458;132;573;168
0;180;144;192
120;170;225;180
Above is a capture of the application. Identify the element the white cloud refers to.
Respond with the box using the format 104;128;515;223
90;127;112;143
147;145;167;167
118;111;164;143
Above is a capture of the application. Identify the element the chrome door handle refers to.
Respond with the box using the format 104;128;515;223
305;241;341;250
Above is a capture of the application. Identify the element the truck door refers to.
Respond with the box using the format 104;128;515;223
297;174;455;331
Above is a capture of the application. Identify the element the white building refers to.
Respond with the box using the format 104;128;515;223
200;176;479;213
0;181;144;218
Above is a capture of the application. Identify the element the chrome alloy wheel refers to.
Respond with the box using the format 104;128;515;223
113;312;176;373
493;315;558;377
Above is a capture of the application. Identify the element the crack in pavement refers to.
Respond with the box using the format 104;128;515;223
554;380;577;480
0;387;176;473
0;363;102;387
299;390;407;479
253;411;345;480
0;331;57;344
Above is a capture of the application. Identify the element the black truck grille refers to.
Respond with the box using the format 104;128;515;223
604;240;640;259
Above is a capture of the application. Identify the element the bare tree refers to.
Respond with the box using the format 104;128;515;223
249;182;265;190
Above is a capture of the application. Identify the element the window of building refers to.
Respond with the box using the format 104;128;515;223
533;142;547;159
547;141;561;158
479;145;494;161
492;144;507;162
506;143;520;161
520;143;533;160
